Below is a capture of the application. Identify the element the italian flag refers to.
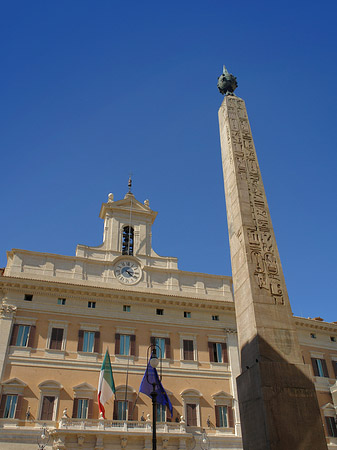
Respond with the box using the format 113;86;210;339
98;350;115;418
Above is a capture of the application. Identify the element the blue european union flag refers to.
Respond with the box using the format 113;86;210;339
139;358;173;416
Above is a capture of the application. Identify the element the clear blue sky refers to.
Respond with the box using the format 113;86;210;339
1;1;336;322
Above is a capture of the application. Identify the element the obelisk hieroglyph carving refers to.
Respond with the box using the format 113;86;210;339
218;68;327;449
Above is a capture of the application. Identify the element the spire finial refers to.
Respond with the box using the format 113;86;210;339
217;64;238;95
128;174;132;193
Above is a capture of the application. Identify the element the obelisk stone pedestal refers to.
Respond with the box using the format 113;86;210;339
218;94;327;450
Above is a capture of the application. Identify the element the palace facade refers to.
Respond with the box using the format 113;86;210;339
0;190;336;449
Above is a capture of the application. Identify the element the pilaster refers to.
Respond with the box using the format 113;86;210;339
0;299;16;381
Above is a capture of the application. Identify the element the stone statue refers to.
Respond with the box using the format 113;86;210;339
217;65;238;95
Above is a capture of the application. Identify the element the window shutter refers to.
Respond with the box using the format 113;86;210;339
50;328;63;350
0;395;6;418
14;395;22;419
183;340;193;361
186;404;192;426
208;342;214;362
325;417;334;437
41;396;55;421
165;338;171;359
332;360;337;378
311;358;319;376
10;325;19;346
215;405;220;427
128;401;133;421
130;335;136;356
150;336;155;346
166;405;172;422
94;331;100;353
115;334;120;355
113;400;118;420
228;406;234;428
28;326;36;348
72;398;79;418
321;359;329;378
87;399;93;419
222;343;228;363
186;404;197;426
77;330;84;352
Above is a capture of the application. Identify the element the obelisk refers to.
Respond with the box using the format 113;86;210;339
218;66;327;450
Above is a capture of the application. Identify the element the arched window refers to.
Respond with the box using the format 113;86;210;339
122;226;134;255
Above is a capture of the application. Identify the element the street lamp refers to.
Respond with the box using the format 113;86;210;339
37;423;50;449
200;429;210;450
146;344;162;450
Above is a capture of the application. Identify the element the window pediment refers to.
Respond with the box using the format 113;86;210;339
181;389;202;398
38;380;63;391
1;378;27;395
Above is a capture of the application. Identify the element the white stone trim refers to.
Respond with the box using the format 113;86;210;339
310;351;325;359
79;323;100;331
38;381;62;421
179;335;198;362
150;330;170;338
14;317;36;326
1;378;26;395
180;389;202;427
73;382;96;400
207;335;226;343
46;321;68;352
116;327;135;334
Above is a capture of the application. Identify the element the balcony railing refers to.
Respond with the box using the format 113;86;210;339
58;417;187;433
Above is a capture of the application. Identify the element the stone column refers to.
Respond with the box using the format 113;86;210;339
226;329;241;436
219;95;328;449
0;300;17;380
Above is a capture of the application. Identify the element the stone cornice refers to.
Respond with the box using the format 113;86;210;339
294;316;337;333
0;276;235;312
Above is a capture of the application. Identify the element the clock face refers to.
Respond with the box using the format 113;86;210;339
114;260;142;285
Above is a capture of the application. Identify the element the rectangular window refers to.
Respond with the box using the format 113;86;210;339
219;405;228;427
155;337;166;359
3;395;18;419
40;396;55;421
24;294;33;301
326;416;337;437
123;305;130;312
209;342;228;363
332;361;337;378
156;309;164;315
184;311;191;318
156;403;166;422
10;324;35;348
215;405;234;428
76;399;88;419
310;333;316;339
117;401;127;420
212;315;219;321
331;336;336;342
88;301;96;308
16;325;30;346
120;334;131;355
50;328;64;350
311;358;329;378
186;403;197;426
83;331;95;352
183;339;194;361
57;298;66;305
115;334;135;356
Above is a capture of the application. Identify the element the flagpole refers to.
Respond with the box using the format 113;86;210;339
124;354;130;421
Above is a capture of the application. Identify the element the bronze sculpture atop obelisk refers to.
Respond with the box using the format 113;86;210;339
218;66;327;449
